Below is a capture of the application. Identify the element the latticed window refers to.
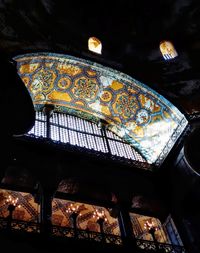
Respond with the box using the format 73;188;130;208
28;111;47;138
28;111;146;163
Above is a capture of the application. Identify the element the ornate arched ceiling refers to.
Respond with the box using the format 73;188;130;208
14;53;187;166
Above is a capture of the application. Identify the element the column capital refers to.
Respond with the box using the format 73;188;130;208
42;104;54;116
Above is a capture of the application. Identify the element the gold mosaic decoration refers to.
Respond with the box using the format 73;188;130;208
0;189;39;222
14;53;187;165
52;199;120;235
130;213;168;243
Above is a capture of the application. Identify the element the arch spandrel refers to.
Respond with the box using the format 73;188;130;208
14;53;188;166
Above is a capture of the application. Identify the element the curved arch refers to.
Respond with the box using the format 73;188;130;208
14;53;187;165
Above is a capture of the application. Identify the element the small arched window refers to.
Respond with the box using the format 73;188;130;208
88;37;102;54
159;41;178;60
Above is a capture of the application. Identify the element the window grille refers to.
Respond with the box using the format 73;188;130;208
28;111;146;162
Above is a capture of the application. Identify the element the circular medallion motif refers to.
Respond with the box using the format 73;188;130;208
32;69;54;94
57;77;71;90
136;109;150;126
73;77;99;101
114;94;139;119
100;91;112;102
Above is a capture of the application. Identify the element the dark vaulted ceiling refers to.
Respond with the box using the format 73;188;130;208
0;0;200;116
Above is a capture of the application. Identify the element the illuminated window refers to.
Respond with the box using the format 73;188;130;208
159;41;178;60
106;130;145;162
88;37;102;54
28;111;47;137
27;111;146;163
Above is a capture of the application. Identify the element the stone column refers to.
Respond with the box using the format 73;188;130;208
40;188;53;236
118;203;134;249
42;104;54;139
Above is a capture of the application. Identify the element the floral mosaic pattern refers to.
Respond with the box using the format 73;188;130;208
32;68;55;94
14;53;188;166
136;109;150;126
113;94;139;120
73;77;99;101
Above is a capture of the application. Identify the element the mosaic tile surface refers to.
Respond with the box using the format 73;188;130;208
130;213;168;243
14;53;188;165
52;199;120;235
0;189;39;222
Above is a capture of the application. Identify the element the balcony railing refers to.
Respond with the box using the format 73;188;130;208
52;224;122;245
136;238;186;253
0;217;40;233
15;134;151;170
0;217;185;253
